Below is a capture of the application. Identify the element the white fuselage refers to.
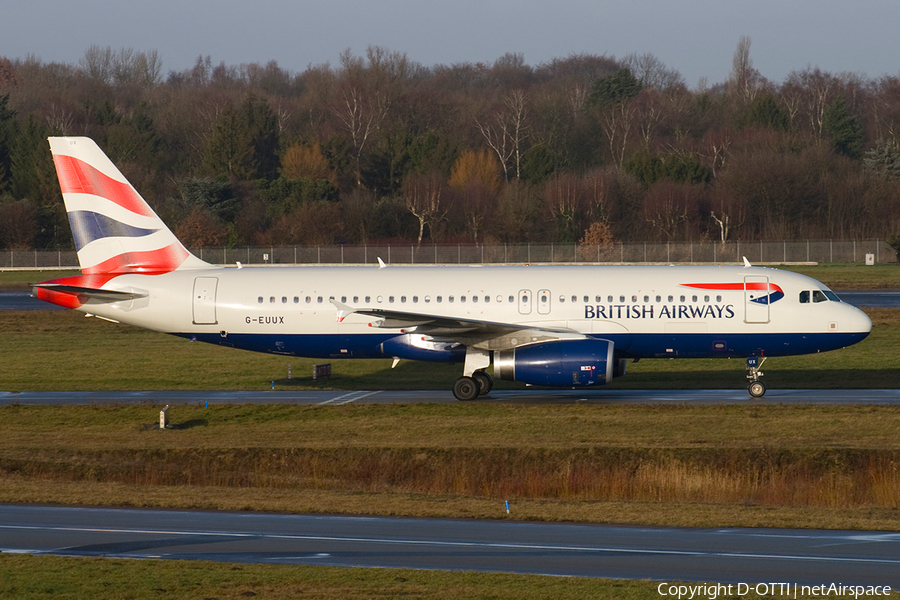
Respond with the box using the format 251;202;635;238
74;264;872;361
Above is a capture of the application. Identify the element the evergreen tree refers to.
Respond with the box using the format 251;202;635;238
203;93;280;180
863;139;900;180
743;94;789;131
822;97;864;159
0;94;16;193
587;68;642;107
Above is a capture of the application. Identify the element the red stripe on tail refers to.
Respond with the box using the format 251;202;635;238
52;154;155;217
83;243;190;275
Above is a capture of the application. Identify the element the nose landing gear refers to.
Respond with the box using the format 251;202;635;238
746;356;767;397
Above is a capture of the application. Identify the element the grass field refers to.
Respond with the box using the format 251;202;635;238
1;307;897;391
8;554;856;600
3;402;900;531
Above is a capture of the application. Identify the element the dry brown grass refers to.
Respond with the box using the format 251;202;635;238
2;404;900;529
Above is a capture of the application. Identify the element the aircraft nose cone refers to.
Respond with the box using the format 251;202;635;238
847;304;873;335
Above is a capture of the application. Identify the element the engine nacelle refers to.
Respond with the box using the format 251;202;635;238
380;334;466;363
494;339;616;387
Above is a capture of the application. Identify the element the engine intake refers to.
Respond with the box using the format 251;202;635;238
494;339;616;387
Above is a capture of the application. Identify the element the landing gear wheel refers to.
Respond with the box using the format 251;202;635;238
473;371;493;395
748;381;767;398
453;376;480;401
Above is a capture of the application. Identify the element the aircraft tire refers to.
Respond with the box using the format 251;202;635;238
473;371;493;395
748;381;766;398
453;376;480;401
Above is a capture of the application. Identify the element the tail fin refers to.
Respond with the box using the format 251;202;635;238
49;136;209;275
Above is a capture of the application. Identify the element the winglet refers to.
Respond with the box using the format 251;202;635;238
742;256;752;268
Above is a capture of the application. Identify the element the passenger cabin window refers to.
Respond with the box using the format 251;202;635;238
258;297;263;304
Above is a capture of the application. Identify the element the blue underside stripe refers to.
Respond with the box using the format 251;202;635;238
174;331;869;361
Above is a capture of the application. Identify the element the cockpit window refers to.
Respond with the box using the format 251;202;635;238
801;289;840;303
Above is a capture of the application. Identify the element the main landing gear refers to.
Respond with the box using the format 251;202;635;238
453;370;493;401
453;348;493;401
746;356;767;398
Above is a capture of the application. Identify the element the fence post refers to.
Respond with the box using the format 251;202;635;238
807;240;809;263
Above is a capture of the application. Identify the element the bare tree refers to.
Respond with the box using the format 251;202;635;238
729;35;761;106
622;52;684;90
476;89;529;181
334;84;388;188
403;171;448;244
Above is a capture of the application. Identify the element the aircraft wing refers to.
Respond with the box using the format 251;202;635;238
330;300;586;350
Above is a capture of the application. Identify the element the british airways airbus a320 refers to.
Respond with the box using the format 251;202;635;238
34;137;872;400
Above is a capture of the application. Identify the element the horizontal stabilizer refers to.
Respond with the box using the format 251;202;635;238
33;282;147;308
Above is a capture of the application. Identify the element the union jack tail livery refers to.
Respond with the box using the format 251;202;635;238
35;137;209;309
49;137;208;275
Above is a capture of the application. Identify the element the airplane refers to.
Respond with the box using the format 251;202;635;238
34;137;872;400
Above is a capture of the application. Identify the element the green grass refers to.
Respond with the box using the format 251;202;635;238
0;554;670;600
781;263;900;289
0;269;79;290
5;554;892;600
1;308;897;391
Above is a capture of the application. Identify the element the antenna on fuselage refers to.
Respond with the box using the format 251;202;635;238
742;256;752;268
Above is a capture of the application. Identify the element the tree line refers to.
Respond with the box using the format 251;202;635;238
1;38;900;252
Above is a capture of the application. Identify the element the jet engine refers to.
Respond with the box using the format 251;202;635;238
494;339;617;387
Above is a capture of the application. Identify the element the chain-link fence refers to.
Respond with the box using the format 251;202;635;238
1;240;895;269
